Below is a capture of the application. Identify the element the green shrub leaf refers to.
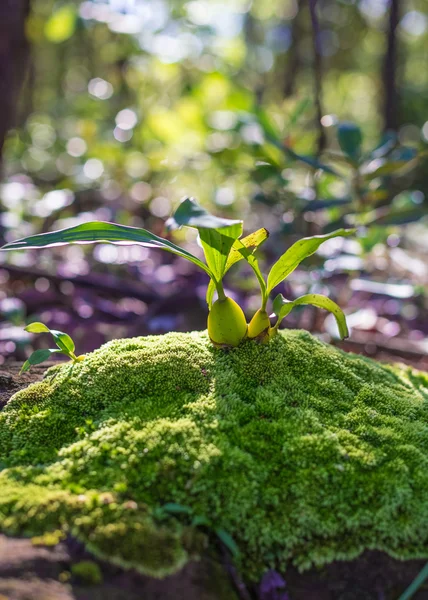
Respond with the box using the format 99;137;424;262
337;122;363;162
20;349;59;374
1;221;213;278
205;228;269;307
167;197;242;231
168;197;243;286
273;293;349;339
266;229;355;294
51;330;75;355
25;322;50;334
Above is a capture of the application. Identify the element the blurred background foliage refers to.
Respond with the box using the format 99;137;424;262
0;0;428;368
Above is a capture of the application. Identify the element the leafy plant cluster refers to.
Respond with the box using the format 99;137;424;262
2;198;353;363
250;108;425;238
20;322;84;373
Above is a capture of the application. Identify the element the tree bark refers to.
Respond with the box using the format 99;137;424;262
308;0;326;154
0;0;30;164
284;0;306;98
383;0;401;131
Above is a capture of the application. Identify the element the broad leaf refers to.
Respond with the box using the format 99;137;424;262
273;293;349;339
337;122;363;162
20;348;59;374
167;197;242;231
1;221;213;277
51;330;75;355
266;228;355;294
168;197;243;285
199;225;243;285
25;322;50;334
205;228;269;307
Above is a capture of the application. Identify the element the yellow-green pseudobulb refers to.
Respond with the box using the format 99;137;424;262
247;309;271;342
207;297;247;347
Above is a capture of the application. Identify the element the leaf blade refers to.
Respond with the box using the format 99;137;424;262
205;228;269;307
1;221;213;277
51;330;75;355
167;197;242;230
266;229;355;294
168;198;243;284
20;348;59;374
273;293;349;339
25;322;50;334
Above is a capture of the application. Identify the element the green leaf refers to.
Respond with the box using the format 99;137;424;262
205;228;269;307
1;221;213;278
44;5;77;44
216;528;240;557
233;238;267;303
273;293;349;339
25;322;50;334
253;107;339;176
192;515;211;528
199;225;243;285
337;122;363;162
162;503;193;515
20;348;58;374
51;330;75;355
366;207;426;227
398;562;428;600
168;197;243;285
168;197;242;231
266;229;355;294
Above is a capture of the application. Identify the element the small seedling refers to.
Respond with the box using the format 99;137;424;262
155;502;240;557
2;198;354;349
21;322;84;373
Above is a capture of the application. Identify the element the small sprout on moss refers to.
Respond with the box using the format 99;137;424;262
2;199;355;348
21;322;84;374
71;561;103;585
156;503;239;557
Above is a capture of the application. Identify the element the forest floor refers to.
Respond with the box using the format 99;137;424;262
1;355;428;600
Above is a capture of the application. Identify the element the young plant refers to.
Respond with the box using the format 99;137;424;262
240;228;355;342
1;198;354;349
2;199;266;348
21;322;84;373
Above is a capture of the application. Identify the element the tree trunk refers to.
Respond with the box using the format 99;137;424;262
0;0;30;164
383;0;401;131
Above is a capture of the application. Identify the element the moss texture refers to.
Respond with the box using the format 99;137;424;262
1;330;428;579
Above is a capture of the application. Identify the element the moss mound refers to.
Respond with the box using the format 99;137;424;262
1;330;428;578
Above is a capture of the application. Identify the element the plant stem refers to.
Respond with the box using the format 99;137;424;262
216;281;227;302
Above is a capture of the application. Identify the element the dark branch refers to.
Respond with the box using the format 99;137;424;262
383;0;401;131
308;0;326;154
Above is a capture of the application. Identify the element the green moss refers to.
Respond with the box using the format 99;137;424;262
1;330;428;579
71;561;103;585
